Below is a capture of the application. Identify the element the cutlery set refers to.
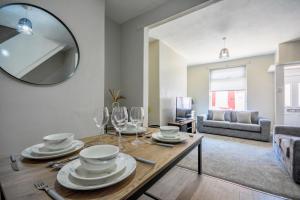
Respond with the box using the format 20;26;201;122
133;156;156;165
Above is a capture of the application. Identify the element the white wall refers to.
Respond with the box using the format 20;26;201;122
188;54;275;123
148;41;187;125
120;0;211;115
0;0;105;154
159;41;187;125
105;17;121;108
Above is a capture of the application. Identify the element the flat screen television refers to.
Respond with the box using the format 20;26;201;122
176;97;192;121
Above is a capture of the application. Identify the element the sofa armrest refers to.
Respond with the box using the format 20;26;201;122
198;114;207;121
259;118;271;126
259;118;271;141
275;125;300;137
197;114;207;133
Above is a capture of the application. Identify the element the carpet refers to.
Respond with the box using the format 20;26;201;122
178;134;300;199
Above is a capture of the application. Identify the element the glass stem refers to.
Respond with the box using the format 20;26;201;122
135;124;138;141
99;127;103;144
118;131;122;149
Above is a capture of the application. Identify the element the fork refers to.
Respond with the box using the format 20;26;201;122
34;181;65;200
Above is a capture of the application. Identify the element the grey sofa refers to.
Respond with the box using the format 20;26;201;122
197;110;271;142
273;125;300;184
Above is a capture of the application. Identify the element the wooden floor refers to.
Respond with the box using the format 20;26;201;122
138;166;287;200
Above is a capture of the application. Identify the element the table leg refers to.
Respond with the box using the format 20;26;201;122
198;141;202;174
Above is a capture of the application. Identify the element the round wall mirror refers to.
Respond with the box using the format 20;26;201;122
0;3;79;85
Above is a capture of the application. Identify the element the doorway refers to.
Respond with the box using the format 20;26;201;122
284;65;300;125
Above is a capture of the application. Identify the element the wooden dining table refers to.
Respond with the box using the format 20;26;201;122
0;128;203;200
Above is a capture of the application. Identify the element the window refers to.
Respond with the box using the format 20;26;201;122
285;84;291;107
209;66;246;110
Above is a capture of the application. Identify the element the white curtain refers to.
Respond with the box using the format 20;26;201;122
210;66;246;91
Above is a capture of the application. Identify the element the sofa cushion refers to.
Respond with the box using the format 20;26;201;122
236;111;251;124
208;110;231;121
203;120;230;129
231;111;259;124
212;110;225;121
229;123;261;132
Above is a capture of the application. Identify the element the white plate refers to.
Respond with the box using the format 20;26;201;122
31;143;75;155
121;127;147;135
69;155;126;182
152;132;189;143
21;140;84;160
57;153;136;190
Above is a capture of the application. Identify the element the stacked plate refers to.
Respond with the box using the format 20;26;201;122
152;126;189;143
57;145;136;190
21;133;84;160
121;122;147;135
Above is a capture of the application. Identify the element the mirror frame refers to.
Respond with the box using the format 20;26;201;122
0;3;80;85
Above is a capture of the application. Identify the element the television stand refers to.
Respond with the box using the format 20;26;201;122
168;119;196;133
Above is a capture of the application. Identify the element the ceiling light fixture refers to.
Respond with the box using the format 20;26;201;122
219;37;229;59
17;6;33;35
17;18;33;35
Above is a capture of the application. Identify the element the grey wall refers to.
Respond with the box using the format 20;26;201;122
188;54;275;124
105;17;121;108
0;0;105;154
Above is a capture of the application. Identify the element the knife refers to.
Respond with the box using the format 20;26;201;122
143;140;175;148
133;156;156;165
153;142;175;148
10;155;19;171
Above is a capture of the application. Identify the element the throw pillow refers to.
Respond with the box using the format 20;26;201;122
212;110;225;121
236;111;251;124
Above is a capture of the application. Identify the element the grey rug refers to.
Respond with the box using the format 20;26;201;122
178;134;300;199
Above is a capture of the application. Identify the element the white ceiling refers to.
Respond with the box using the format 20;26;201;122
149;0;300;65
106;0;172;24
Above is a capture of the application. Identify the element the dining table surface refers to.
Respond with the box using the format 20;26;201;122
0;128;203;200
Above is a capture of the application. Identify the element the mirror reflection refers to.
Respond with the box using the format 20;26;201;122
0;4;79;85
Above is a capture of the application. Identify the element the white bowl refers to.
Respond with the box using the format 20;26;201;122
79;145;119;173
43;133;74;150
160;126;179;137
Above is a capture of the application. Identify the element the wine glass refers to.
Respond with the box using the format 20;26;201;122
130;107;144;145
111;106;128;150
93;107;109;144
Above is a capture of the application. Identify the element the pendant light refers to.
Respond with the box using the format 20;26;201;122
219;37;229;59
17;6;33;35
